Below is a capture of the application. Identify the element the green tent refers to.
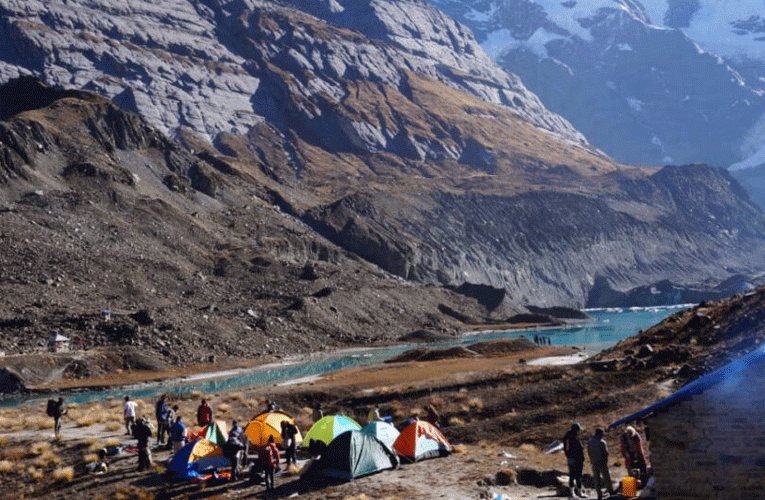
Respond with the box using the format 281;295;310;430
304;429;398;481
303;415;361;447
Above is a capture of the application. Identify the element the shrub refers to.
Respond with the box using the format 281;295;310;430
468;398;483;410
29;441;52;456
35;451;62;468
3;446;26;460
27;466;44;482
0;460;13;473
447;416;465;426
53;466;75;483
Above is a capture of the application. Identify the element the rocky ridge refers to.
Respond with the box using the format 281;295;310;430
0;0;763;351
429;0;765;175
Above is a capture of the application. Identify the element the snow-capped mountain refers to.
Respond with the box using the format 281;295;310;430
429;0;765;182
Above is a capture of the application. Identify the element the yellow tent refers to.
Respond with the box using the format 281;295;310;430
245;411;302;447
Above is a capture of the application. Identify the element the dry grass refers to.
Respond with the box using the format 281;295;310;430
3;446;27;461
114;485;156;500
0;460;13;473
35;451;62;467
106;421;123;432
52;466;75;483
448;416;465;426
453;444;467;453
26;466;44;482
520;443;538;453
24;415;51;431
468;398;483;410
217;403;231;414
29;441;51;455
83;453;100;463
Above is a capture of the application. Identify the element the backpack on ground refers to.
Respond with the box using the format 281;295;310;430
46;399;56;417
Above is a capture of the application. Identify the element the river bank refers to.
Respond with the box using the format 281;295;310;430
1;306;683;406
0;341;629;500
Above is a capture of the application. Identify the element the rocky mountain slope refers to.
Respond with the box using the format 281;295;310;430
0;0;764;370
428;0;765;192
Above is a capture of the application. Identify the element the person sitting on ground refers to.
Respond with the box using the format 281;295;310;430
266;399;277;412
197;399;213;427
85;448;109;474
123;396;137;436
280;420;298;467
367;406;382;424
169;415;187;452
563;422;585;499
261;435;280;491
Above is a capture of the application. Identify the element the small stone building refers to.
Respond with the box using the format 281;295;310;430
48;333;70;352
611;345;765;499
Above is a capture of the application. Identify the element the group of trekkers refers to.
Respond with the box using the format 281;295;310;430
120;394;294;490
563;422;649;500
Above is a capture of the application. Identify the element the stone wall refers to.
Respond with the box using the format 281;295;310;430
647;359;765;499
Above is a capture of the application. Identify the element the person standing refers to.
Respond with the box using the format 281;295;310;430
261;435;280;491
588;428;615;500
224;420;246;480
280;420;298;467
563;422;585;499
197;399;213;427
155;394;170;445
50;397;66;436
123;396;138;435
424;404;440;428
132;417;154;471
621;426;648;485
169;415;187;452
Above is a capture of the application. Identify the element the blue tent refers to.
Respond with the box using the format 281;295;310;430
361;420;400;448
167;438;231;479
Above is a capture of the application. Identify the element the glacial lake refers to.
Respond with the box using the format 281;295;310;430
1;305;687;407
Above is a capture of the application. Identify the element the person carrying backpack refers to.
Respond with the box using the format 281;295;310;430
280;420;298;467
47;397;66;436
260;435;280;491
132;417;154;471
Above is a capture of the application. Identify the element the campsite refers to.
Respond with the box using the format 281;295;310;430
3;287;765;500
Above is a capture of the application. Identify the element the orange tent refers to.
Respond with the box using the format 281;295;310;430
245;411;302;447
393;420;452;462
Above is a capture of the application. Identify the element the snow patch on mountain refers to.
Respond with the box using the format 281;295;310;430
639;0;765;61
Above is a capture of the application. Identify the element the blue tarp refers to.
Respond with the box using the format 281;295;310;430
609;344;765;429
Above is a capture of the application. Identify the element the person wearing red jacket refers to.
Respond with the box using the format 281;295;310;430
620;426;648;485
196;399;213;427
261;435;280;491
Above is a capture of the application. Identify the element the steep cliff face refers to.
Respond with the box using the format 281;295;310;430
302;165;765;310
0;0;764;317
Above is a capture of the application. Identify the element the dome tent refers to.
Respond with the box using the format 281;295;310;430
303;429;398;481
167;438;230;479
393;420;452;462
361;420;400;448
245;410;302;447
303;415;361;448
